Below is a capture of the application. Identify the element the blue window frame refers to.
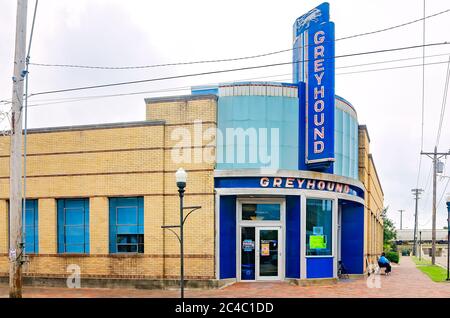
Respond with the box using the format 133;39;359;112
23;200;38;254
109;197;144;253
7;200;39;253
57;199;90;253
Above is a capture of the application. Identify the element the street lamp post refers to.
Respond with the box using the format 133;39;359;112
176;168;186;298
161;168;201;298
446;196;450;281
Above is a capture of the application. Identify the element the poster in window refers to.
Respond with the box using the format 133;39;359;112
310;235;326;249
242;239;255;252
261;243;270;256
313;226;323;235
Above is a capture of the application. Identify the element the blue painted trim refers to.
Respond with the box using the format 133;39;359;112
286;196;301;278
219;195;237;279
335;95;357;115
57;198;89;254
340;199;364;274
215;177;364;199
298;82;307;171
191;88;219;95
57;200;64;253
109;197;144;253
84;199;90;254
23;199;38;254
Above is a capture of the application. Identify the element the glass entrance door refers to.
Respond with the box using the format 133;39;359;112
241;227;256;280
256;227;281;280
240;226;282;281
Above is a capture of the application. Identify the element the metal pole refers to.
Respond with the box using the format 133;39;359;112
419;231;422;261
431;146;437;265
420;150;450;262
446;199;450;281
9;0;28;299
411;189;423;256
179;187;185;298
414;191;419;256
398;210;404;230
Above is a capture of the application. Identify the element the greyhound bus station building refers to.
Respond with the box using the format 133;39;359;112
0;3;384;288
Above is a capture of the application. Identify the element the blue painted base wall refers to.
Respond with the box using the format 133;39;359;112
306;257;334;278
219;196;237;279
285;196;300;278
340;200;364;274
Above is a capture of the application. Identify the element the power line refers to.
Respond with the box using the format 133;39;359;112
422;177;450;227
28;8;450;70
20;57;450;108
437;177;450;207
421;165;433;209
336;52;450;69
336;60;449;76
3;51;449;105
336;7;449;41
22;52;448;103
435;55;450;148
26;0;38;60
27;42;450;98
22;0;39;260
417;0;427;190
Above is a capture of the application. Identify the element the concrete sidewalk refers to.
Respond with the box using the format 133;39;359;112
0;256;449;298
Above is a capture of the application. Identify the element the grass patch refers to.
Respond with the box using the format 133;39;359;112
412;256;432;266
416;265;448;282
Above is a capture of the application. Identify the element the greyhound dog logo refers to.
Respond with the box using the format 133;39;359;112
296;8;322;31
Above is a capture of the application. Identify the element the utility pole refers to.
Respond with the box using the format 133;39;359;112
398;209;405;230
9;0;28;298
421;147;450;265
411;188;423;256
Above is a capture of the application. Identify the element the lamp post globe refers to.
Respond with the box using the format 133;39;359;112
176;167;187;189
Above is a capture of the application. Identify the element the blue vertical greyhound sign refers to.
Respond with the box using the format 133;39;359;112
293;3;335;171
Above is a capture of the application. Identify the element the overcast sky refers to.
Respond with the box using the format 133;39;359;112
1;0;449;229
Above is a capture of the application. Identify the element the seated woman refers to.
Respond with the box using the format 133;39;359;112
378;252;392;274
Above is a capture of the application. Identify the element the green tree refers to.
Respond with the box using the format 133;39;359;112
381;207;397;248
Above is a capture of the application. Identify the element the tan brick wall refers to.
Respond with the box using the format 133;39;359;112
39;199;57;254
4;255;167;278
0;96;218;281
358;126;384;268
90;197;108;254
0;126;164;157
146;97;217;125
0;200;8;254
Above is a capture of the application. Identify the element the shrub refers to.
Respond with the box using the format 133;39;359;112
386;251;400;264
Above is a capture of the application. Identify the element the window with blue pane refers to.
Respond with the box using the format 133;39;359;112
23;200;38;254
242;204;280;221
109;197;144;253
57;199;89;253
306;199;332;256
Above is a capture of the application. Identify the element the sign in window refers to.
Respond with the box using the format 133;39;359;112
306;199;332;256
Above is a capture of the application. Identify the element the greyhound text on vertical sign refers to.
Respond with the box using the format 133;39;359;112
293;2;335;170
